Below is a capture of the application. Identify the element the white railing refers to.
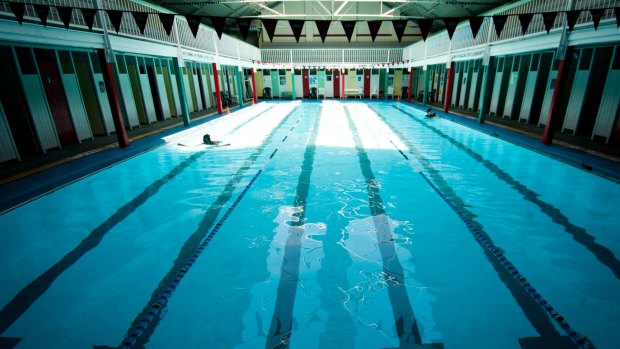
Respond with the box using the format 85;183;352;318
0;0;260;62
262;48;404;65
403;0;618;62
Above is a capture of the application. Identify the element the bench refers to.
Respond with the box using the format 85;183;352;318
280;91;293;99
345;88;362;99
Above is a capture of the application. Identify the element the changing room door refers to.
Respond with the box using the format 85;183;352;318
302;69;310;98
34;48;77;145
364;69;371;97
333;69;340;98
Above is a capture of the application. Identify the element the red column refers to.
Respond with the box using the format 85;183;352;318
542;55;571;145
341;71;345;100
97;49;128;148
407;67;414;102
212;63;223;115
443;62;455;113
436;66;442;102
250;68;257;104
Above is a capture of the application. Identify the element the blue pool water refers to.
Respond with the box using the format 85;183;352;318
1;101;619;349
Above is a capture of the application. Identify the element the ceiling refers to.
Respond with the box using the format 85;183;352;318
148;0;517;46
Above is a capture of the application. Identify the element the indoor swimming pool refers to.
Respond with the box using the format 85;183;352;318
1;101;619;349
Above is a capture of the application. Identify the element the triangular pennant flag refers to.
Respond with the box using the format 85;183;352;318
262;19;278;42
235;18;252;41
185;15;202;38
132;12;149;35
616;7;620;28
158;13;175;36
289;20;305;43
565;10;580;32
341;21;356;42
468;17;483;39
492;15;508;37
518;13;533;35
416;18;433;41
443;18;460;40
315;20;331;43
542;12;558;33
367;20;382;42
210;16;227;39
33;4;50;27
107;10;124;33
9;2;25;25
80;8;97;31
590;8;605;30
392;20;408;42
56;6;73;29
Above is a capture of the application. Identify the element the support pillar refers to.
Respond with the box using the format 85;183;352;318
542;48;573;145
407;67;414;102
290;69;296;100
236;67;244;107
477;58;493;124
173;58;191;126
97;49;129;148
422;67;429;106
384;68;389;100
443;62;455;113
250;67;257;104
212;62;223;114
341;70;345;100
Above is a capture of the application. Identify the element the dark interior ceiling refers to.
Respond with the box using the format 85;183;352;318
146;0;517;45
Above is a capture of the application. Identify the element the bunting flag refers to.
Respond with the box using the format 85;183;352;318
186;15;202;38
341;21;356;42
518;13;533;35
565;10;580;32
367;20;382;42
443;17;460;40
590;8;605;30
211;16;227;39
315;20;331;43
468;17;484;39
262;19;278;42
542;12;557;33
33;4;49;27
492;15;508;37
417;18;433;41
159;13;176;36
616;7;620;28
132;12;149;35
235;18;252;41
392;20;408;42
9;2;25;25
289;20;305;43
56;6;73;29
107;10;124;33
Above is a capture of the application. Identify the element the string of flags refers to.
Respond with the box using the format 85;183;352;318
252;62;413;70
3;1;619;43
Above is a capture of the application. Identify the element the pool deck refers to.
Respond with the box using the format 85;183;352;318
1;100;619;214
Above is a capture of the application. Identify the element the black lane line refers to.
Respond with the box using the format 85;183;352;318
265;106;322;349
0;104;280;339
396;105;620;280
100;106;301;349
369;105;589;349
0;151;204;336
343;106;443;349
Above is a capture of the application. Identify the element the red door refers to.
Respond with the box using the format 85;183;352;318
35;49;77;145
302;69;310;98
363;69;371;98
333;69;340;98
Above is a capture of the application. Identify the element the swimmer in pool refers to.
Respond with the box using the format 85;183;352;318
425;108;437;118
177;133;230;147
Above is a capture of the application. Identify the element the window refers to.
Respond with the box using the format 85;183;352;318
531;54;540;71
15;47;36;75
579;48;593;70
